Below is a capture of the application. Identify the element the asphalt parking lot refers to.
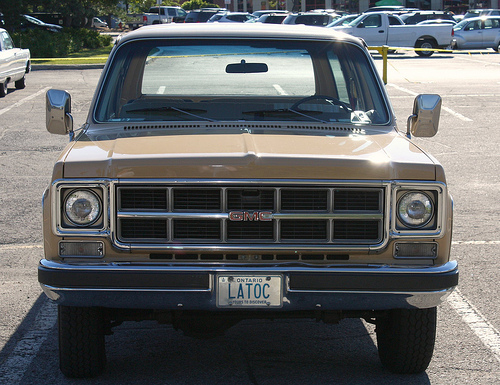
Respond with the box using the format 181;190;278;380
0;48;499;384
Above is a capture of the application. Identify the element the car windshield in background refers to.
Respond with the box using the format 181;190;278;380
95;39;389;125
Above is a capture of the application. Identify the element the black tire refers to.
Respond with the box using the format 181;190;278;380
0;80;7;97
376;307;437;374
415;39;436;57
58;305;106;378
15;75;26;90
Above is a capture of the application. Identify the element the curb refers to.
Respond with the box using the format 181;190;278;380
31;64;105;70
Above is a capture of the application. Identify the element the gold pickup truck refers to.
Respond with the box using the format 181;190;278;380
40;24;458;378
0;28;30;97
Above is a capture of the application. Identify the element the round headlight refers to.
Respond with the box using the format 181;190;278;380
397;192;433;228
64;190;101;226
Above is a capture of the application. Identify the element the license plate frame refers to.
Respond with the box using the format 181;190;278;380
216;274;283;308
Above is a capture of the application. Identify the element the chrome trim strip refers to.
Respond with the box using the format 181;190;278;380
41;284;211;293
117;211;384;221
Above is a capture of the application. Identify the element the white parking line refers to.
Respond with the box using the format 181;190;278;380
452;240;500;245
0;87;50;116
447;288;500;363
0;300;57;384
0;243;43;251
386;84;473;122
273;84;287;95
441;106;473;122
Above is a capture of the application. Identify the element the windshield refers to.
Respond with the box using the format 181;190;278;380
94;38;389;125
453;19;471;30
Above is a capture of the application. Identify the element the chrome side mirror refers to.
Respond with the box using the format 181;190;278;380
46;89;73;136
407;94;441;138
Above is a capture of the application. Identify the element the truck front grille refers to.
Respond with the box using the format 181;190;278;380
115;183;386;252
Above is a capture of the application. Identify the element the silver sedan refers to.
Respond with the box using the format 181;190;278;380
451;16;500;52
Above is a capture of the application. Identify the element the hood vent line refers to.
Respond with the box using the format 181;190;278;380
123;123;365;134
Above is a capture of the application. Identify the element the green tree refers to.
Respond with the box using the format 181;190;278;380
0;0;123;27
126;0;182;14
180;0;219;10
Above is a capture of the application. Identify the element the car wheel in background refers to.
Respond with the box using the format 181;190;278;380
376;307;437;374
0;80;7;97
58;305;107;378
15;75;26;89
415;39;436;57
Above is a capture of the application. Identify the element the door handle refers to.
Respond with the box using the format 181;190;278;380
378;30;384;33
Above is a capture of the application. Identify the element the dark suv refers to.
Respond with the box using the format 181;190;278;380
184;8;222;23
399;11;456;25
283;12;338;26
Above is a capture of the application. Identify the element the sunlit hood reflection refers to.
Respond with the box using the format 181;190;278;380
61;130;436;180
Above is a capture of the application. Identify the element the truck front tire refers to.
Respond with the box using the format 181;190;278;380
376;307;437;374
58;305;106;378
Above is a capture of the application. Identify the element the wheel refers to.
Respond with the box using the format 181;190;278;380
0;80;7;97
58;306;106;378
376;307;437;374
15;75;26;90
415;39;436;57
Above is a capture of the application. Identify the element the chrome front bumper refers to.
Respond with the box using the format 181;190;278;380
38;259;458;311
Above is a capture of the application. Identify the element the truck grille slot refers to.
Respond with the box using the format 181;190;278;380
173;219;221;240
116;184;386;253
334;189;380;211
120;188;167;210
281;190;328;211
281;220;328;240
173;189;221;211
227;189;275;210
121;219;168;239
227;221;274;240
333;220;380;240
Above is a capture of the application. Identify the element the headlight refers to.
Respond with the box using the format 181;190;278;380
397;192;433;228
64;190;101;226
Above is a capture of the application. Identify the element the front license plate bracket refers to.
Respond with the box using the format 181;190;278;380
216;274;283;308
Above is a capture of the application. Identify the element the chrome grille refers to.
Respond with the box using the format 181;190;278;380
115;184;386;250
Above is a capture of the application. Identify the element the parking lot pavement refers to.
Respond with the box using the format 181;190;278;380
1;51;499;384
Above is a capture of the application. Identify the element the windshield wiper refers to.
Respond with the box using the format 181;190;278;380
125;106;215;122
243;108;329;123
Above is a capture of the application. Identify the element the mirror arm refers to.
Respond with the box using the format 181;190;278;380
406;114;416;139
67;113;74;141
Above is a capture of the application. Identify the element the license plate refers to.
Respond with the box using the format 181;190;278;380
217;275;283;308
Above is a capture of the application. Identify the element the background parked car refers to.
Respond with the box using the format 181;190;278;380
451;16;500;51
251;13;289;24
21;14;62;32
184;8;222;23
417;19;456;26
464;9;500;18
0;28;30;97
91;17;108;28
326;14;358;27
399;11;456;25
208;12;257;23
252;9;289;18
283;12;339;26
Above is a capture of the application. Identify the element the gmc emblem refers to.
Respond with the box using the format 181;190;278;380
228;211;273;222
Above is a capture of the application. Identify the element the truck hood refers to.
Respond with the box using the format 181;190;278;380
59;130;438;181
